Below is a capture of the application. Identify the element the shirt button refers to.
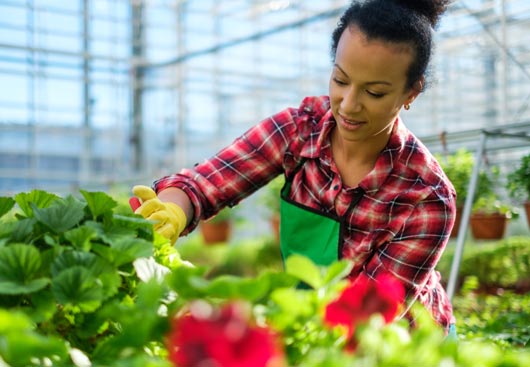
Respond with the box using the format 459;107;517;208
334;185;339;190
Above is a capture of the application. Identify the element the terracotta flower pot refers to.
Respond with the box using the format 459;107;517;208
469;212;508;240
200;221;231;244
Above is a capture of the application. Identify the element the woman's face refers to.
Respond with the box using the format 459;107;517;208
329;26;420;146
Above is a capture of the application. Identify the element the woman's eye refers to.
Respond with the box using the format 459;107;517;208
333;78;347;86
366;90;385;98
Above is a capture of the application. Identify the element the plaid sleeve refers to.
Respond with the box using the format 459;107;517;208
362;189;456;328
152;106;301;233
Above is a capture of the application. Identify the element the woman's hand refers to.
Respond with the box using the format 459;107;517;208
132;185;187;244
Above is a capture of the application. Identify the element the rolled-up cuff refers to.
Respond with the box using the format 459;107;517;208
153;179;203;236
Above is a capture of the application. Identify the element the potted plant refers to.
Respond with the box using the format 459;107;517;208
199;206;235;244
506;153;530;228
468;164;518;240
436;149;474;237
470;193;516;240
258;175;284;242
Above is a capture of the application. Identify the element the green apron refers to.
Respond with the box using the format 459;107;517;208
279;167;364;267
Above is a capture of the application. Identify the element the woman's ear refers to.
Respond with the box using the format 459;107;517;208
406;77;424;104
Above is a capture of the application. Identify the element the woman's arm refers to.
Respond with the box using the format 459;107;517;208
156;187;194;228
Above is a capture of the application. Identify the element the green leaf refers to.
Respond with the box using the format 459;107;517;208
0;244;50;295
14;189;59;217
96;237;153;267
285;254;323;289
0;218;36;244
205;275;270;301
24;289;57;323
93;281;168;361
0;220;16;240
52;266;103;312
64;225;98;251
32;195;86;233
113;213;155;231
269;287;315;328
109;356;173;367
166;265;209;299
80;189;118;219
270;288;314;316
259;270;298;290
323;259;354;286
112;213;155;241
99;271;122;299
51;251;120;300
86;219;139;245
0;196;15;218
50;250;99;276
0;308;33;333
0;329;68;366
0;277;49;296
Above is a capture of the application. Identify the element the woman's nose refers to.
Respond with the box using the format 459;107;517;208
341;87;362;114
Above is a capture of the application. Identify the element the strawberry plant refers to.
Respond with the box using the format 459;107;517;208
0;189;182;366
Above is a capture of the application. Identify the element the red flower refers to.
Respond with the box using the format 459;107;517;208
324;273;405;339
166;301;283;367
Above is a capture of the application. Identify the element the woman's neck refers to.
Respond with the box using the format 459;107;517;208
330;126;389;166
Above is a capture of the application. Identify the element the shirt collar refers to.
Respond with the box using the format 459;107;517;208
299;113;409;193
299;109;335;159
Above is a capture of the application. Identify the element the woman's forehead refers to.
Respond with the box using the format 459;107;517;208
335;27;414;83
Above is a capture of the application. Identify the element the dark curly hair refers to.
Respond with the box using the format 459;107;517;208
331;0;451;90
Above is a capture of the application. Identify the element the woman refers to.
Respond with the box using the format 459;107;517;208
133;0;456;336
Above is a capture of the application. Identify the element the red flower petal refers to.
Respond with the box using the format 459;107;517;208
324;273;405;339
166;301;283;367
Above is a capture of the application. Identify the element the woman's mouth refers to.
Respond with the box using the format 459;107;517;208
339;115;365;130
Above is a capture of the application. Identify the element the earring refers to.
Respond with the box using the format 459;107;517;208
404;103;411;110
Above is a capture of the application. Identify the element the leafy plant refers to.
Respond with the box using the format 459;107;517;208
466;163;519;219
436;148;500;208
436;236;530;292
0;189;184;366
472;194;518;218
507;153;530;202
453;276;530;348
437;148;475;208
3;189;530;367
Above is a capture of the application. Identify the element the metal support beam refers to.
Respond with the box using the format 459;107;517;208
80;0;92;185
141;6;345;70
446;131;487;300
131;1;144;171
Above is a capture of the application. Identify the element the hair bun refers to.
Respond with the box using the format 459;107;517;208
393;0;451;28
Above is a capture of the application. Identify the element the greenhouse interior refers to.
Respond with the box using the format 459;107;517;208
1;0;530;366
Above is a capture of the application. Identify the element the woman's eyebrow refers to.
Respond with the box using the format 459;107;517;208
333;63;392;86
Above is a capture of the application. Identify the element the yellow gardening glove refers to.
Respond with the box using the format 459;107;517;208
132;185;187;244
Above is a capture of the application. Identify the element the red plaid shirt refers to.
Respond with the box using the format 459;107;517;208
154;96;457;330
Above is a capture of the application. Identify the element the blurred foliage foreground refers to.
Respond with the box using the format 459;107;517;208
0;189;529;367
